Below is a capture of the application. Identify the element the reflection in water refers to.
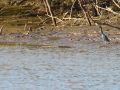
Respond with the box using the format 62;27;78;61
0;44;120;90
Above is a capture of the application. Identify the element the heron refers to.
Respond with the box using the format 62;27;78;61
99;25;110;42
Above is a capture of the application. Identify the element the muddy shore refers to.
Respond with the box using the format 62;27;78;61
0;25;120;48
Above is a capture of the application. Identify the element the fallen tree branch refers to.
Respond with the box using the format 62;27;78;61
112;0;120;9
96;5;120;15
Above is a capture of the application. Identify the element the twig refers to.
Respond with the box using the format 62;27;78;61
37;15;44;22
24;23;27;31
116;0;120;3
78;0;92;25
39;17;51;24
96;5;120;15
43;0;49;15
46;14;63;23
44;0;57;26
70;0;77;18
112;0;120;9
62;12;69;19
94;0;101;16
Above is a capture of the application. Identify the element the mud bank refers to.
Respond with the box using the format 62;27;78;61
0;25;120;48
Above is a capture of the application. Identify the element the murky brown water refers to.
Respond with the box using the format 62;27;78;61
0;42;120;90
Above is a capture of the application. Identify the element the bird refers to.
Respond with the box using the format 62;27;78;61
99;25;110;42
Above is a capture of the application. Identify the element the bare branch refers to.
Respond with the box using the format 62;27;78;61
44;0;57;26
96;5;120;15
46;14;63;24
62;12;69;19
112;0;120;8
78;0;92;25
70;0;77;18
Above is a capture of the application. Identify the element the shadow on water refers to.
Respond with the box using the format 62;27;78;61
0;42;72;49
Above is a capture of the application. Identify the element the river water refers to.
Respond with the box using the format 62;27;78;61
0;43;120;90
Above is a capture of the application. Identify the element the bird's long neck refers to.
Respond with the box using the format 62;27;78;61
99;26;104;34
